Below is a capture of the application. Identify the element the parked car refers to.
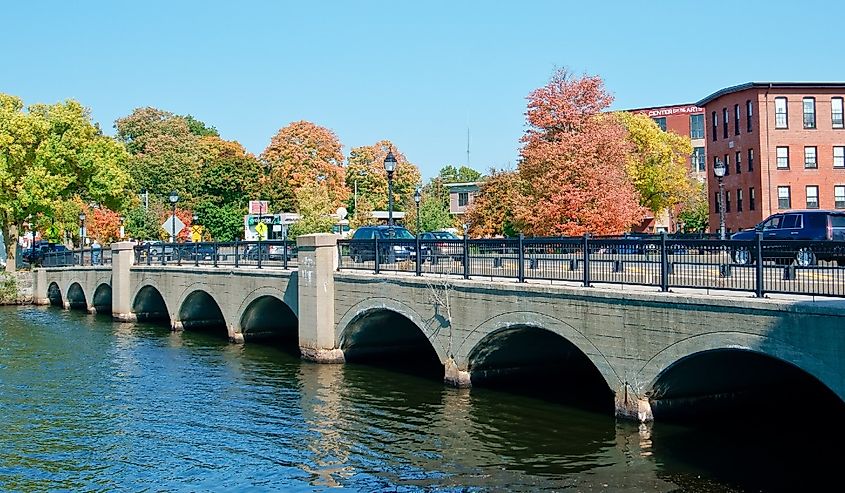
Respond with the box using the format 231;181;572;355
730;210;845;266
242;242;294;261
178;243;225;261
23;243;70;264
419;231;462;261
348;226;416;263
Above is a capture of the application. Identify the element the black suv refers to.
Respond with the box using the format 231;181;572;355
349;226;416;262
730;210;845;266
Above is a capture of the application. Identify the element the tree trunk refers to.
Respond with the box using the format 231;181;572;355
2;222;18;273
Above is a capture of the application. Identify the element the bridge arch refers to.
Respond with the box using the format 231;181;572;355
337;298;445;374
237;293;298;344
47;281;63;307
66;282;88;310
463;312;617;412
132;284;170;324
640;332;845;420
177;289;228;337
92;283;112;315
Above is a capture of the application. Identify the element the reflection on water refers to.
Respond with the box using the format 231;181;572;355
0;306;841;491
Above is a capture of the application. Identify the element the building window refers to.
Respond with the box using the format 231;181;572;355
835;186;845;209
722;108;729;138
653;117;667;131
750;187;756;211
803;97;816;129
776;146;789;169
735;151;742;174
692;147;706;172
748;148;754;172
458;192;469;207
690;114;704;139
775;97;788;129
746;100;753;132
737;189;743;212
734;104;741;135
805;146;818;168
833;98;844;129
712;111;718;141
835;146;845;168
806;186;819;209
778;186;791;209
724;154;730;175
725;190;731;213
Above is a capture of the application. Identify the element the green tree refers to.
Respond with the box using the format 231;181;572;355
124;203;164;241
194;202;245;241
1;94;133;271
619;112;695;215
288;182;336;238
349;196;374;229
183;114;219;137
677;180;709;233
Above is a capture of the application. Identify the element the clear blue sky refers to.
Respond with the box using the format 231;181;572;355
3;0;841;178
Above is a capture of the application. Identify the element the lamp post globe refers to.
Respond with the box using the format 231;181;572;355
383;150;397;227
713;158;727;240
168;190;179;242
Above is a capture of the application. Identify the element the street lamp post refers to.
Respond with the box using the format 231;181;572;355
714;158;727;240
383;150;397;227
168;190;179;243
79;212;86;247
413;187;422;235
119;216;125;240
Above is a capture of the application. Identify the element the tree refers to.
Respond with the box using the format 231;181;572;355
114;107;203;204
422;165;483;212
345;140;422;213
288;182;336;238
194;202;246;241
349;196;374;229
261;121;348;212
183;115;219;137
465;169;523;237
677;180;709;232
124;203;162;241
619;112;695;215
517;69;643;237
1;94;133;271
86;207;122;244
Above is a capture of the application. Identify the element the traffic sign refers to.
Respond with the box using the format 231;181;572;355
162;215;185;236
255;221;268;239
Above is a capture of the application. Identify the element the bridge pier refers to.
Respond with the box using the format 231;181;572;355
32;269;49;305
110;242;136;322
615;384;653;422
297;234;345;363
444;357;471;388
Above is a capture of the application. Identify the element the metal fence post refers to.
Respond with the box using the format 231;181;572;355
146;244;151;266
234;240;240;268
257;241;263;269
374;237;380;274
660;231;669;292
194;243;199;267
582;234;591;287
213;242;219;267
463;235;470;279
283;239;289;270
755;233;764;297
415;235;422;276
518;234;525;283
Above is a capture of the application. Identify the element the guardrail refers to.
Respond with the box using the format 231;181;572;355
338;234;845;298
41;247;112;267
132;240;298;269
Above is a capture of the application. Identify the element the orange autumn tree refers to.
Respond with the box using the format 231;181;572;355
465;169;523;237
260;121;349;212
517;69;643;236
86;207;122;244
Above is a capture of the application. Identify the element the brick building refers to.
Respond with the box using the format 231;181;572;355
627;104;706;232
696;82;845;233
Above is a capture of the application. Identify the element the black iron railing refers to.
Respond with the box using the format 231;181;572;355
131;240;298;269
338;234;845;298
41;247;112;267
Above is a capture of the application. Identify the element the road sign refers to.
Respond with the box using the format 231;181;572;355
249;200;270;214
162;215;185;236
255;221;268;239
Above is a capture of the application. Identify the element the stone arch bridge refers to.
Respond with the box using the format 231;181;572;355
34;236;845;421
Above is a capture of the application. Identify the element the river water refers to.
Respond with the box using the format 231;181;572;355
0;306;841;492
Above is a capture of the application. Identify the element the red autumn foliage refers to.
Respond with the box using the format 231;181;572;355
87;207;122;244
517;69;643;236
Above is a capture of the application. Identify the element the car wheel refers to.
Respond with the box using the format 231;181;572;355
732;247;752;265
795;248;817;267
